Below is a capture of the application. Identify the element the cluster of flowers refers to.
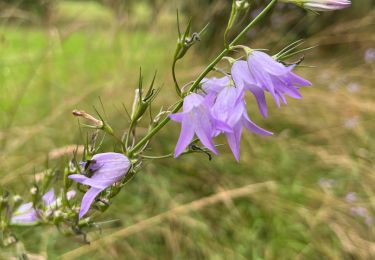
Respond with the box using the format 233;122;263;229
11;153;131;222
170;51;311;161
11;189;76;225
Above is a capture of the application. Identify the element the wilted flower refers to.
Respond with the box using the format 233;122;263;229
283;0;351;11
232;51;311;118
69;152;131;219
170;93;232;158
211;86;272;161
11;189;76;225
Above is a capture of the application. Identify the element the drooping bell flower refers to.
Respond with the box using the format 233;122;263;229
11;188;76;225
232;51;311;117
69;152;131;219
283;0;351;11
201;76;231;95
170;93;232;158
211;86;273;161
232;60;268;118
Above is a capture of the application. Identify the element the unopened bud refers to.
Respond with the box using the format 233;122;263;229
54;210;62;218
282;0;351;11
72;110;103;128
95;198;110;212
235;0;250;10
30;187;38;195
53;210;63;224
30;186;39;206
3;234;17;246
69;160;76;173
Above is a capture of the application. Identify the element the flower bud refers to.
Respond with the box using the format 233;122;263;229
72;110;103;127
282;0;351;11
3;234;17;246
30;186;39;206
68;160;76;173
235;0;250;10
12;195;23;210
95;198;110;212
53;210;63;224
30;187;38;195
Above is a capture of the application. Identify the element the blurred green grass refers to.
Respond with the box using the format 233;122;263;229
0;1;374;259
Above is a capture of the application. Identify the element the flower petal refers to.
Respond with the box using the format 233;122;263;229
202;76;230;94
169;112;185;123
11;208;38;226
79;187;103;219
225;124;243;161
242;113;273;136
174;118;195;158
42;188;55;206
252;51;292;76
195;122;218;155
246;84;268;118
68;174;112;189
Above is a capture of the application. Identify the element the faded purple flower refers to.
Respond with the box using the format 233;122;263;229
364;48;375;63
69;153;130;219
170;93;232;158
11;188;76;225
351;206;367;217
345;192;356;203
347;82;360;93
11;202;38;226
284;0;351;11
232;51;311;118
211;86;272;161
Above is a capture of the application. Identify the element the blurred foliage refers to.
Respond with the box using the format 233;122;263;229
181;0;375;50
0;0;56;24
1;0;374;48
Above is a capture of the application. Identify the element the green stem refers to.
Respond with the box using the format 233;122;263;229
128;0;278;156
140;153;173;159
172;58;182;97
124;120;136;150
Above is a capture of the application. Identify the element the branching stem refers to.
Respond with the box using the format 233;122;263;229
128;0;278;157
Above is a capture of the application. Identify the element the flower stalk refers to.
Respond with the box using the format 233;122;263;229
0;0;353;248
129;0;278;156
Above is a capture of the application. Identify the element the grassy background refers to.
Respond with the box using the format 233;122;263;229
0;1;374;259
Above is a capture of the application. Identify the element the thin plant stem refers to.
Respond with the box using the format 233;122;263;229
128;0;278;157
